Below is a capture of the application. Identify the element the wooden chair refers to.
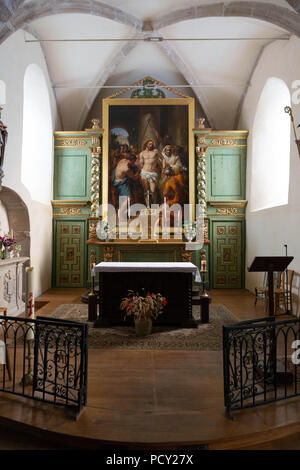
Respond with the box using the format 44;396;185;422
254;272;282;311
273;269;294;315
0;307;11;380
254;272;268;308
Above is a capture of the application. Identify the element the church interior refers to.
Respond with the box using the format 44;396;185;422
0;0;300;452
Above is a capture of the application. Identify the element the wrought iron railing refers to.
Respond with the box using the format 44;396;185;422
223;316;300;419
0;315;88;418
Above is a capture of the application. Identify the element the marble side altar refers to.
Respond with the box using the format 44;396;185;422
0;257;29;316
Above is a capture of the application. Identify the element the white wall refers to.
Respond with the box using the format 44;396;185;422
239;36;300;315
0;30;60;297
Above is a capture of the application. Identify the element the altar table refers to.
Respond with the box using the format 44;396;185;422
92;262;200;328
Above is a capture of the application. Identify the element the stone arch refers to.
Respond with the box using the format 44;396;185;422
0;186;30;259
2;1;299;47
152;2;300;36
0;0;143;45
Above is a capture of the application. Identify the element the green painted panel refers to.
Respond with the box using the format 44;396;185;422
211;153;241;197
55;220;86;287
55;154;87;198
54;147;92;200
211;220;244;289
206;147;246;200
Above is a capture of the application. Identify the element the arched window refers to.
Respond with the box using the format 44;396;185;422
21;64;53;203
250;77;290;212
0;80;6;105
0;200;9;235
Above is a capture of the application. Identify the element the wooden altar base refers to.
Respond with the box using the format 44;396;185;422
2;348;300;450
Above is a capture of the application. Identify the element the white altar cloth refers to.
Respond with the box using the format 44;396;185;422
92;262;201;283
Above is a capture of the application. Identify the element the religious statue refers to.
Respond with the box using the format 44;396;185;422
0;107;7;190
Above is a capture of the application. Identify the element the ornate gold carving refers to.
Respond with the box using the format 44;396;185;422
216;208;238;216
204;219;209;241
200;248;207;272
60;208;81;215
91;119;101;129
91;136;100;146
195;138;208;213
90;249;96;270
59;138;88;147
89;222;97;240
106;75;189;100
180;248;192;262
90;145;101;216
210;138;236;146
103;246;114;262
196;117;206;129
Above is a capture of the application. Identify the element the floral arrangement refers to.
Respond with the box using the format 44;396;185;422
120;290;167;321
0;234;16;249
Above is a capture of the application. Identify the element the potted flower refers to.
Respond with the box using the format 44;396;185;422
120;289;167;336
0;234;16;259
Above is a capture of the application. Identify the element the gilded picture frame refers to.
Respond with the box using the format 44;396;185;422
102;97;195;222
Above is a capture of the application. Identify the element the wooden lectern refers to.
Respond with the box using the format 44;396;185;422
248;256;294;317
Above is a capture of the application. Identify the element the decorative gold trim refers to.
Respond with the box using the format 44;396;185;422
207;213;245;218
216;208;238;216
55;137;88;147
194;130;249;135
180;247;192;262
60;208;81;215
90;145;101;216
210;138;239;146
102;97;195;220
209;200;248;208
89;221;98;240
54;131;103;135
90;249;97;270
195;137;208;213
51;200;90;208
103;246;114;262
105;75;189;100
53;214;89;217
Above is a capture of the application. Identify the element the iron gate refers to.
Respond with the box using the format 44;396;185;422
0;315;88;418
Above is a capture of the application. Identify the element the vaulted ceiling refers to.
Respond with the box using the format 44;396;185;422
0;0;299;130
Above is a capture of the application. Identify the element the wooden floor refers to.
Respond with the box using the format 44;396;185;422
1;288;300;450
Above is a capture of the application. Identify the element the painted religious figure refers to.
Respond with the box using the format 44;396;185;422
108;104;189;214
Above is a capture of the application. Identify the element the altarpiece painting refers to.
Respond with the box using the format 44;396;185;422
102;90;195;227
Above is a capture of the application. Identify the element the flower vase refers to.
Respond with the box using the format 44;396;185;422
3;247;10;259
134;318;152;336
